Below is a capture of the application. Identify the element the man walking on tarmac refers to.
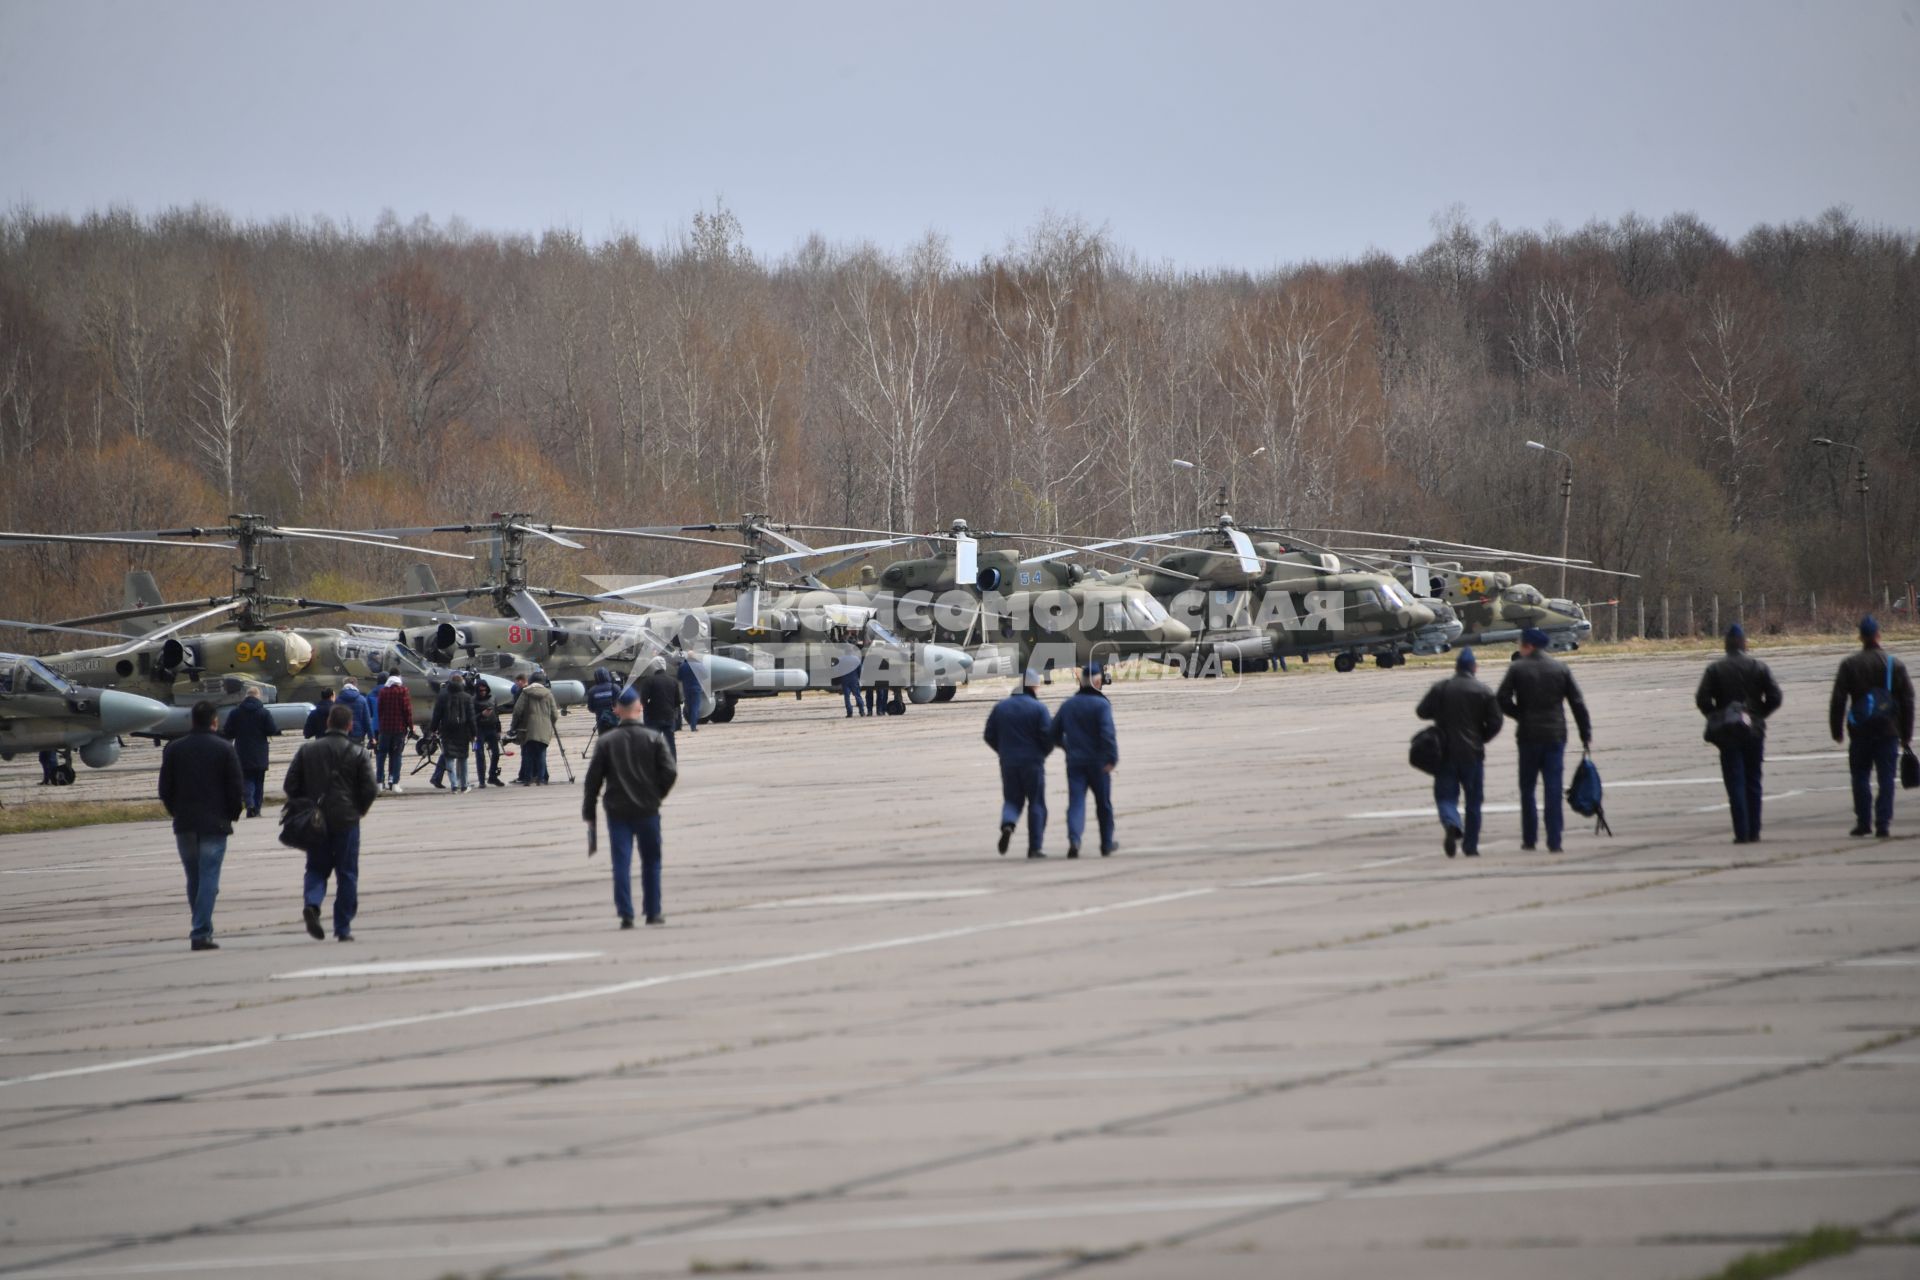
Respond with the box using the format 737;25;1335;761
1696;624;1783;844
1496;627;1593;853
583;685;679;928
638;658;683;755
375;673;414;793
1417;647;1503;858
984;668;1053;858
285;702;379;942
1830;616;1915;838
1051;662;1120;858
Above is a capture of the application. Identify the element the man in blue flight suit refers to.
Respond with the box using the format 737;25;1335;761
984;668;1053;858
586;667;620;734
677;650;704;733
1051;662;1120;858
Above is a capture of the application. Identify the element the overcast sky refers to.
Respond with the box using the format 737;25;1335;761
2;0;1915;268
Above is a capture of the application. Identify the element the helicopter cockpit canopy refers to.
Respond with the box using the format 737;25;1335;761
0;656;77;696
1504;584;1547;607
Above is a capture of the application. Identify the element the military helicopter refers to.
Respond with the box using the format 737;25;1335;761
1304;530;1636;652
802;519;1197;683
0;517;509;716
0;652;171;785
580;517;980;715
1019;506;1451;673
332;515;762;714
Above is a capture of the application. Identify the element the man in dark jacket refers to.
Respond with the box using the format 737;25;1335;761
285;702;380;941
1417;648;1503;858
1496;628;1593;853
432;675;477;792
159;701;244;950
583;686;680;927
1051;662;1120;858
638;659;682;755
221;685;280;818
985;669;1053;858
1829;616;1915;838
1696;624;1784;844
302;688;335;739
586;667;619;733
375;673;414;793
472;678;502;787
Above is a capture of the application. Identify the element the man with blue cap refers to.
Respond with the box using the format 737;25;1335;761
1496;627;1593;852
984;666;1053;858
1417;647;1502;857
1052;661;1120;858
1830;616;1914;838
583;684;679;927
1696;623;1783;843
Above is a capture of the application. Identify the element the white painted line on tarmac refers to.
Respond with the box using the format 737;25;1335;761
0;887;1217;1091
1351;803;1521;820
270;953;604;981
1236;854;1420;887
746;890;993;910
11;1237;609;1277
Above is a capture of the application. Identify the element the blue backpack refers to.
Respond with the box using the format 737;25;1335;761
1848;656;1898;740
1566;749;1612;836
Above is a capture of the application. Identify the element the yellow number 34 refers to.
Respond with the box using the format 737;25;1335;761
234;640;269;664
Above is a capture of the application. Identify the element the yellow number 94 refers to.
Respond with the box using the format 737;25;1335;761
233;640;269;664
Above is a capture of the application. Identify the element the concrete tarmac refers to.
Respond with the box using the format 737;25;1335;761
1;646;1917;1279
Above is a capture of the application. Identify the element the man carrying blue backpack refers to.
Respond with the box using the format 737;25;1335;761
1830;616;1914;839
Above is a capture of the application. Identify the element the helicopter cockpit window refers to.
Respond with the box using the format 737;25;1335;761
1104;602;1127;633
868;621;903;649
22;659;72;694
1356;588;1381;610
1126;596;1168;629
389;644;432;674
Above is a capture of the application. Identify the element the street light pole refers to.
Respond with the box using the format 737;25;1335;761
1813;438;1872;607
1525;440;1573;598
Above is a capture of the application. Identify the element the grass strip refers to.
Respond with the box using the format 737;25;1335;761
0;800;170;835
1696;1225;1861;1280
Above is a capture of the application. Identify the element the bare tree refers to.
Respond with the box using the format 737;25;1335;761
835;234;961;530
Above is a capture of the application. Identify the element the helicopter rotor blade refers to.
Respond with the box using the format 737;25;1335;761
0;531;234;551
274;528;474;559
101;599;246;653
509;590;555;627
52;597;233;629
0;617;144;643
508;523;587;551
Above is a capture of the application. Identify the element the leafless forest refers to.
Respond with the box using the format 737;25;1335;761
1;202;1914;625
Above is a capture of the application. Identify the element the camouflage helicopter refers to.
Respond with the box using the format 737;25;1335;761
1021;511;1454;673
333;515;766;716
796;519;1197;685
1305;530;1637;652
0;651;171;785
0;518;511;718
580;518;979;716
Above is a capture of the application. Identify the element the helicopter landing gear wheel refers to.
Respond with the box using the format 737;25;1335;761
53;753;77;786
1333;653;1357;674
933;685;957;703
711;694;738;724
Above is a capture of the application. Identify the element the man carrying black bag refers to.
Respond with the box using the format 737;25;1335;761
1415;647;1502;858
284;702;379;941
1695;624;1783;844
1830;616;1915;839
